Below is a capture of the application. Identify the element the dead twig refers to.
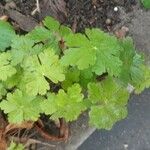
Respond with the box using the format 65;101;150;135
31;0;40;15
9;136;56;148
72;17;77;33
5;121;34;135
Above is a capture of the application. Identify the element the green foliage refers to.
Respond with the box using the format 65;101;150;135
141;0;150;9
61;33;97;70
0;52;16;81
27;26;52;43
86;29;122;76
62;67;80;90
0;83;7;99
88;77;129;129
61;28;122;76
0;90;42;123
118;37;150;93
41;84;86;121
134;66;150;93
20;49;65;96
11;35;43;65
0;17;149;130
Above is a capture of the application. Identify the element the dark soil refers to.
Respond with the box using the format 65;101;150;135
65;0;136;32
39;115;60;136
0;0;136;32
13;0;36;16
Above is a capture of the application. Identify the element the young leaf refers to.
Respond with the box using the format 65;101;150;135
0;90;42;124
0;21;15;51
21;49;65;96
85;29;122;76
61;33;97;70
20;71;49;96
88;77;129;129
61;29;122;76
41;84;86;121
87;82;103;104
38;49;65;83
40;93;57;115
0;52;16;81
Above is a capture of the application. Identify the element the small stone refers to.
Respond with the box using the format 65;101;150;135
124;144;129;149
114;7;119;12
121;26;129;33
93;5;96;9
105;18;111;25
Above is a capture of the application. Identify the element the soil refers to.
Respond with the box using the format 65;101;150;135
64;0;136;32
1;0;136;32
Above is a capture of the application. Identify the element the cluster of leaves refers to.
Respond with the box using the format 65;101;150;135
0;17;149;130
141;0;150;9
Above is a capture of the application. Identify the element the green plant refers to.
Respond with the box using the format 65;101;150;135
0;17;149;130
141;0;150;9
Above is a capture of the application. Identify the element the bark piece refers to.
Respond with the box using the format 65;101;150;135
7;9;38;32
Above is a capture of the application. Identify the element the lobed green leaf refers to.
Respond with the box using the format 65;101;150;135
0;90;42;123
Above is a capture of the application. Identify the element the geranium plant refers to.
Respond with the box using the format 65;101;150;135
0;16;149;133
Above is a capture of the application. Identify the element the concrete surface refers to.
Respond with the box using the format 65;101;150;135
129;7;150;63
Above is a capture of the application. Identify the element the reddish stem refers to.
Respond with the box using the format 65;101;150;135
35;118;69;142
